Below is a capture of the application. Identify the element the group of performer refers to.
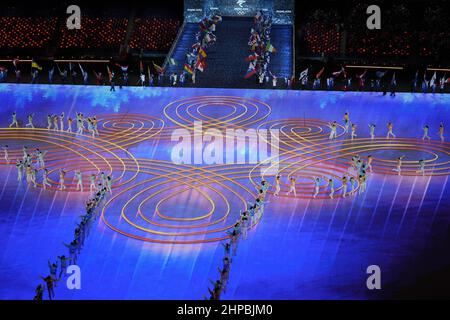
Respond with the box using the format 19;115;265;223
273;169;361;200
3;111;114;193
11;145;112;193
269;115;445;200
6;111;114;300
206;179;269;300
180;14;221;85
246;11;283;88
298;66;449;94
3;57;130;92
34;184;109;300
9;111;100;137
328;112;445;142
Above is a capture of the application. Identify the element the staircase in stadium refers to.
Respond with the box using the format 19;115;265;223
165;16;294;88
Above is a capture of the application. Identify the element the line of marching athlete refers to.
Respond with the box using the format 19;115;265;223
5;144;112;193
8;111;100;138
34;184;109;300
206;179;269;300
327;111;445;142
269;153;427;200
271;168;362;200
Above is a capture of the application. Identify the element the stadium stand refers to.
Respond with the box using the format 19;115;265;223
0;16;58;49
59;17;128;49
129;18;181;51
300;9;342;55
346;2;413;57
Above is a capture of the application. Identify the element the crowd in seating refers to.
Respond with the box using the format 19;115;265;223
0;16;57;48
129;18;180;51
0;12;180;53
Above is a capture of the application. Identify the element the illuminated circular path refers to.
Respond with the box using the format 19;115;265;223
1;96;449;243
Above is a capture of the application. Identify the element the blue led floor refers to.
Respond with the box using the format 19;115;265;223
0;84;449;299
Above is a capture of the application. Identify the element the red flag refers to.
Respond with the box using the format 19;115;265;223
195;58;206;72
245;53;259;62
315;67;325;79
244;68;257;79
244;64;259;79
115;63;128;72
139;61;143;73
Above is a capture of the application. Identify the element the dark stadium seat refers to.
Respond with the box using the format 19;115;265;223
129;18;180;51
0;17;57;48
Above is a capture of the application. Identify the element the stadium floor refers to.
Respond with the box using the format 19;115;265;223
0;84;449;299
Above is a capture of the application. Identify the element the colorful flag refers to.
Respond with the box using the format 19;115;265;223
244;64;258;79
198;47;207;58
332;68;343;77
266;42;277;53
199;21;207;31
245;53;259;62
169;58;177;66
430;71;437;87
196;61;205;72
153;62;165;75
357;69;367;79
375;71;386;78
115;63;128;72
195;57;206;72
299;68;308;81
244;68;257;79
391;72;396;84
204;33;212;44
31;61;42;71
315;67;325;79
12;57;19;68
106;65;112;81
184;63;194;75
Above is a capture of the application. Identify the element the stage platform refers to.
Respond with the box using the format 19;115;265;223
0;84;449;299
